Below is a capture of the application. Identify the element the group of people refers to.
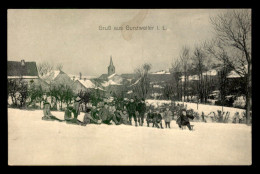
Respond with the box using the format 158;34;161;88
42;96;195;131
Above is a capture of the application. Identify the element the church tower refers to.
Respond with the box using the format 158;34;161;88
108;56;115;76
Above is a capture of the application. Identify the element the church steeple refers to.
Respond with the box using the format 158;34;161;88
109;56;113;66
108;56;115;76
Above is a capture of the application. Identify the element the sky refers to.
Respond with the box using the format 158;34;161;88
8;9;227;77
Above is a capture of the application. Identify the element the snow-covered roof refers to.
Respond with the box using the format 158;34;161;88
77;79;106;91
40;70;62;84
130;78;141;86
227;70;243;78
202;69;218;76
151;70;170;74
78;79;96;88
108;73;116;79
101;79;122;87
127;90;133;94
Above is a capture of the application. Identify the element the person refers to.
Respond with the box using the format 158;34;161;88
64;106;73;121
42;101;63;122
176;109;194;131
91;105;100;121
113;108;123;125
120;109;130;125
82;108;102;125
127;98;138;126
153;110;164;129
146;108;154;127
136;98;146;126
201;112;206;122
233;112;240;123
164;107;172;128
99;103;114;125
71;96;81;121
172;111;177;120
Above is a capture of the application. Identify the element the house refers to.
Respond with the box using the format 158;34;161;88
41;70;74;88
7;60;49;90
8;60;39;80
73;79;105;94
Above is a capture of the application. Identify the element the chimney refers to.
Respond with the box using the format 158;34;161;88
79;72;82;80
21;59;25;66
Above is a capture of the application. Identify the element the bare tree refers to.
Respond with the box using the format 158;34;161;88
170;59;182;100
132;63;152;100
208;9;251;124
56;63;63;71
37;62;54;77
179;46;192;102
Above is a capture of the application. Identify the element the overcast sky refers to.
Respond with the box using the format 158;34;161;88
8;9;227;77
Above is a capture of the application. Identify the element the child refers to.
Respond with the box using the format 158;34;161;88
120;109;130;125
83;108;101;125
164;107;172;128
176;109;194;131
146;108;154;127
42;101;63;122
153;110;164;129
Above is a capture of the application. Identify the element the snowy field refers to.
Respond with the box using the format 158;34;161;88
146;100;246;123
8;107;251;165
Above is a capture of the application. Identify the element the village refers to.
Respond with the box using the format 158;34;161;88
7;9;252;165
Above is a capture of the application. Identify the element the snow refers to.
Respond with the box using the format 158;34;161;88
40;70;60;84
108;73;116;79
146;100;246;122
127;90;133;94
151;70;170;74
153;85;163;88
101;79;122;87
8;108;251;165
78;79;96;89
68;74;97;80
227;70;242;78
130;78;141;86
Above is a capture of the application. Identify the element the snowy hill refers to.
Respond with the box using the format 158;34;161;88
8;107;251;165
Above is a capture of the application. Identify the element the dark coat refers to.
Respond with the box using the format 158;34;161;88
127;102;136;114
136;102;146;114
147;112;154;120
154;113;162;123
177;114;194;125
